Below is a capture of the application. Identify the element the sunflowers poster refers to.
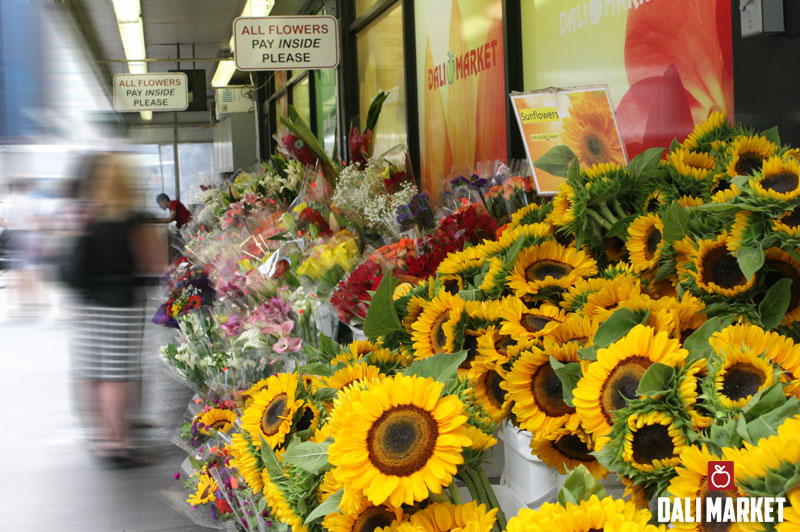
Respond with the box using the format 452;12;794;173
415;0;508;204
511;87;627;194
521;0;733;160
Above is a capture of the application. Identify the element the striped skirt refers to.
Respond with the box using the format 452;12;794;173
71;304;147;381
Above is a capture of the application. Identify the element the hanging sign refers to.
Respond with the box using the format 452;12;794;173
510;85;627;195
113;72;189;112
233;15;339;70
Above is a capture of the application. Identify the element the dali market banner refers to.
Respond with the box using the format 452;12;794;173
415;0;508;204
521;0;733;158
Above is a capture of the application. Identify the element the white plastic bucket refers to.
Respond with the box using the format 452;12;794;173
498;421;560;507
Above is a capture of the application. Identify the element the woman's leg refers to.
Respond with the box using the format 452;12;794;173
96;380;131;449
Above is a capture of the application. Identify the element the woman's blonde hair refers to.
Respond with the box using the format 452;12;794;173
89;153;141;215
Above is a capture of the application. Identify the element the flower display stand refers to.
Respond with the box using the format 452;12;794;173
498;421;560;508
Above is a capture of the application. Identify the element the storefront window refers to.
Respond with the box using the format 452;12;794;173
315;69;337;156
355;0;379;18
356;2;407;157
292;76;311;126
132;143;176;216
178;143;215;206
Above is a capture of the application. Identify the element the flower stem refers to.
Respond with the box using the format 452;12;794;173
587;209;612;230
459;471;481;506
599;204;618;225
449;482;462;505
475;467;507;531
612;199;627;219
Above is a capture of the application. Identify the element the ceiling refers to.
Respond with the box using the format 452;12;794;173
68;0;294;128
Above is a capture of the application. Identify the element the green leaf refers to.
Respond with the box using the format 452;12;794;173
503;236;527;267
684;316;733;362
742;384;787;420
636;363;675;396
404;351;468;383
761;126;781;146
662;201;690;242
260;436;284;481
593;308;647;348
669;138;681;153
298;362;335;377
550;357;582;407
533;145;577;177
314;387;339;402
745;397;800;443
365;91;389;132
735;414;750;442
557;465;608;505
731;175;750;190
363;271;403;340
318;333;341;357
606;215;638;240
578;345;598;362
627;147;665;179
737;245;764;280
281;441;330;474
759;277;793;330
305;489;342;524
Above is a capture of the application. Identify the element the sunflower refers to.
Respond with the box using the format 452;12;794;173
393;282;413;300
470;357;511;423
293;401;321;433
262;471;308;532
475;325;515;364
509;203;545;229
761;248;800;326
573;325;688;445
477;256;507;294
499;298;565;340
480;223;553;258
509;495;653;532
505;504;566;532
457;328;487;378
668;148;716;180
230;433;263;492
549;183;577;227
710;323;800;397
669;445;745;532
750;156;800;201
643;190;665;213
322;362;384;391
436;246;488;277
241;377;273;406
678;195;706;208
328;374;472;507
725;135;778;178
773;207;800;236
532;427;608;478
778;487;800;532
626;214;665;272
379;501;497;532
324;504;404;532
562;98;625;168
681;110;730;152
673;292;708;342
571;276;642;319
439;274;464;295
605;236;629;263
402;296;428;333
196;408;237;434
411;291;465;360
505;341;581;439
711;184;741;203
712;344;775;409
464;424;498;451
622;411;687;472
678;359;712;430
464;298;503;322
507;241;597;296
591;294;678;338
549;314;598;345
187;470;217;506
241;372;303;449
690;233;755;297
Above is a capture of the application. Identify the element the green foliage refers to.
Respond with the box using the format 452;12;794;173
533;145;577;177
557;465;608;505
759;278;792;329
404;351;468;384
363;271;403;340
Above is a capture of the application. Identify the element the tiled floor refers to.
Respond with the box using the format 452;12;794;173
0;279;213;531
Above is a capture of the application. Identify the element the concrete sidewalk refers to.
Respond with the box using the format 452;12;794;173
0;283;214;532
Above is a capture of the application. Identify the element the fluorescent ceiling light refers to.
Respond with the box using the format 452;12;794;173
212;60;237;88
111;0;140;23
118;20;146;62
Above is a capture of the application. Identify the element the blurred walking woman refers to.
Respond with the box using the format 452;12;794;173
65;153;162;463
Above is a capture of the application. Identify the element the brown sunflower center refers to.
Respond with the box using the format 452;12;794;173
460;333;480;370
735;153;765;176
522;314;557;334
296;406;316;432
209;419;230;430
525;260;572;282
585;134;605;157
781;208;800;228
555;230;576;246
631;423;674;465
600;356;651;424
366;405;439;476
260;393;288;436
554;434;593;462
645;227;662;260
352;506;396;532
605;236;626;260
765;259;800;312
485;370;507;409
701;246;747;288
431;312;451;353
532;363;575;417
495;335;515;356
443;278;461;295
721;363;765;401
199;484;211;500
761;171;799;194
